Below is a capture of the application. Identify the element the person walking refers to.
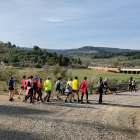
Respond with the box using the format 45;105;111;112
104;78;109;95
18;76;26;99
131;79;136;92
32;77;45;104
129;77;133;91
65;78;73;103
72;77;80;102
44;76;52;102
8;76;15;101
98;78;104;104
56;77;63;100
37;78;44;101
24;76;33;103
80;77;90;104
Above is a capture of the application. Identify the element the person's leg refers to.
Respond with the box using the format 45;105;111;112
65;93;68;102
131;85;133;92
99;91;103;103
18;88;23;98
76;91;79;101
32;90;36;103
58;90;62;99
86;89;90;103
36;89;43;102
9;90;12;100
44;91;48;100
81;93;84;103
11;89;15;99
47;90;51;102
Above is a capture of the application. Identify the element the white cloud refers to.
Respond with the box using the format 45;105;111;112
41;18;64;22
41;17;73;22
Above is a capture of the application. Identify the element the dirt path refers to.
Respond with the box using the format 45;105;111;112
0;90;140;140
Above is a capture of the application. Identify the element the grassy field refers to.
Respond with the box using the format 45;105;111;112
72;69;140;83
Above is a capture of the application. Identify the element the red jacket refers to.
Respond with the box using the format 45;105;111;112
80;80;87;93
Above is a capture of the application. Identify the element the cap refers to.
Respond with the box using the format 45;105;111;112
35;77;38;80
12;76;14;78
47;76;51;79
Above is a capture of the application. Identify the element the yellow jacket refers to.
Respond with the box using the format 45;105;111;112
44;79;51;91
72;79;78;90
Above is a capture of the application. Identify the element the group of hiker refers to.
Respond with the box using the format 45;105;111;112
8;75;136;104
8;76;91;104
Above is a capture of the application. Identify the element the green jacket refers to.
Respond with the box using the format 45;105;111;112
45;79;51;91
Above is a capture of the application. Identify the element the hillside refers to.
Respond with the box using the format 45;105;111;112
22;46;134;56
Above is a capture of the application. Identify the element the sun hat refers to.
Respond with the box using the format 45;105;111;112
47;76;51;79
12;76;14;78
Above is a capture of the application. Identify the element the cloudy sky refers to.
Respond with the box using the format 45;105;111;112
0;0;140;50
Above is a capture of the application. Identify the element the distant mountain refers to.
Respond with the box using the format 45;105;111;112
21;46;134;56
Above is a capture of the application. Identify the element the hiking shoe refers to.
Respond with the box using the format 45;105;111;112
42;101;46;104
47;100;50;102
9;98;12;101
59;98;61;100
87;101;90;103
37;99;40;101
74;99;77;102
32;102;35;104
65;100;68;102
70;100;72;103
11;98;14;101
81;102;84;104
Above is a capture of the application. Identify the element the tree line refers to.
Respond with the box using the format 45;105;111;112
0;42;80;67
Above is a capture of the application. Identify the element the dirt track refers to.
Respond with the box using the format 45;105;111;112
0;90;140;140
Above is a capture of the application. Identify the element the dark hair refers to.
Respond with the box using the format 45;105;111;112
99;79;102;83
9;77;13;82
84;77;87;80
31;76;33;79
100;77;102;81
39;78;42;83
58;77;62;80
75;77;78;79
23;76;26;79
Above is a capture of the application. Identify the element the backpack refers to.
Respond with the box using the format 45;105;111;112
56;81;60;91
27;80;31;87
66;83;70;90
97;83;102;90
33;81;37;89
104;81;107;85
44;82;47;87
8;80;13;87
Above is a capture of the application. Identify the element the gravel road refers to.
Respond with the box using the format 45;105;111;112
0;90;140;140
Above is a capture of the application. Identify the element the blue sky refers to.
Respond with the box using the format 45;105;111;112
0;0;140;50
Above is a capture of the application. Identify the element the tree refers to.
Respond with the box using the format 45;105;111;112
33;46;40;52
7;42;11;47
77;58;81;65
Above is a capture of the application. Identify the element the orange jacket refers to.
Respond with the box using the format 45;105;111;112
38;81;44;90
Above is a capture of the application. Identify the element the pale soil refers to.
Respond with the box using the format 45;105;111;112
0;90;140;140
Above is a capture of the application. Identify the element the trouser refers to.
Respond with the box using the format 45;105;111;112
129;84;132;91
25;88;33;103
44;90;51;101
99;90;103;103
32;89;43;102
81;89;88;101
37;88;42;100
131;85;135;91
